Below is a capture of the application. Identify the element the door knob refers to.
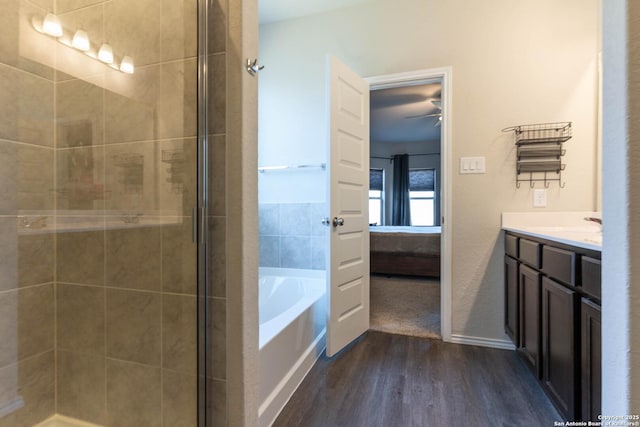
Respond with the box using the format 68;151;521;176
322;217;331;226
333;217;345;227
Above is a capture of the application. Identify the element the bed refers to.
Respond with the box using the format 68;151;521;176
369;226;441;278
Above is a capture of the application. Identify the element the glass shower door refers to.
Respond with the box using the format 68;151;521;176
0;1;207;426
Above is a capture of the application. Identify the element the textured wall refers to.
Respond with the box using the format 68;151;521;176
259;0;600;342
602;0;640;416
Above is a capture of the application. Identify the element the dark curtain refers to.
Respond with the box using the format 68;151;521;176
391;154;411;225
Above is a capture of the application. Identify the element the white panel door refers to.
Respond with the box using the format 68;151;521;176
326;56;370;357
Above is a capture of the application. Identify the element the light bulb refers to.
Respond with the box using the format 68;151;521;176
119;56;135;74
72;29;90;52
98;43;114;64
42;13;62;37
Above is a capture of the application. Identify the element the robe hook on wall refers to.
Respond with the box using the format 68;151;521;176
246;58;264;76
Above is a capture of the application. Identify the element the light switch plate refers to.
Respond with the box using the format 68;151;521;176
533;189;547;207
459;157;486;174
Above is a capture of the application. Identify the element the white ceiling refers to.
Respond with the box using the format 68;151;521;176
259;0;376;24
370;83;442;143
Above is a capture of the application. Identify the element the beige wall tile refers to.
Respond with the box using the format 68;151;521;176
104;141;157;212
162;370;197;427
161;0;197;62
158;138;197;216
105;227;161;291
208;135;226;216
18;145;54;211
0;141;18;214
56;79;104;148
207;54;226;135
0;285;54;368
158;59;197;140
208;0;227;55
105;139;195;214
56;147;105;212
106;359;161;427
56;284;105;354
0;351;54;427
106;288;161;365
0;217;18;292
207;217;226;298
56;350;106;425
0;64;53;147
18;231;54;287
104;0;161;68
0;142;54;214
207;297;226;380
57;231;105;285
207;378;227;427
163;294;197;374
0;1;55;80
56;0;102;14
162;220;197;295
104;64;160;144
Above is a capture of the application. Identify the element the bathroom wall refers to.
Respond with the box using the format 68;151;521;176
259;203;327;269
259;0;600;342
0;0;56;425
601;0;640;415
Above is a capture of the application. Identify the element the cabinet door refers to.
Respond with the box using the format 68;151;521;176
519;264;541;378
505;255;519;345
542;277;579;419
581;298;602;421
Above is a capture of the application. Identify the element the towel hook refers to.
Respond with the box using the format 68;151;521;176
246;58;264;76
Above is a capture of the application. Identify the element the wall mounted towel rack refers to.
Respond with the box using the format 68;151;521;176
258;163;326;173
503;122;571;188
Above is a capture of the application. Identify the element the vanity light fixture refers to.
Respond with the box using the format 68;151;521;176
119;55;135;74
71;29;90;52
42;13;63;37
32;14;134;74
98;43;114;64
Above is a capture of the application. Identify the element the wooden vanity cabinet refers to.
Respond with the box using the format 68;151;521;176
504;255;519;345
503;231;601;421
581;298;602;421
541;276;579;418
519;264;541;378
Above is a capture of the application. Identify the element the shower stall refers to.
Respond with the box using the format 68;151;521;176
0;0;225;426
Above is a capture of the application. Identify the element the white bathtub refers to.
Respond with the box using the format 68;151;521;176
258;268;326;427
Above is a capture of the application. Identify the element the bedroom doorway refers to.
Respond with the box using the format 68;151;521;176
366;68;452;341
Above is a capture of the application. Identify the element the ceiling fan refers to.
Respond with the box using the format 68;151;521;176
405;99;442;126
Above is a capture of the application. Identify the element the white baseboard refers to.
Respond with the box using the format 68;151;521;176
449;334;516;350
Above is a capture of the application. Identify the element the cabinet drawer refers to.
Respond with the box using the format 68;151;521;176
581;257;601;300
519;239;541;268
542;245;576;286
505;234;518;258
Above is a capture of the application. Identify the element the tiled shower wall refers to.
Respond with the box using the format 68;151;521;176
1;0;228;426
0;0;56;425
259;203;327;270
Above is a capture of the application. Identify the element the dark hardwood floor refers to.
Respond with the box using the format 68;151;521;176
273;331;560;427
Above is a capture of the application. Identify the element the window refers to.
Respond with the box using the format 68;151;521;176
369;169;384;225
409;169;435;226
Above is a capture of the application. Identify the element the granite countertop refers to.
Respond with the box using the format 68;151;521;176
502;211;602;252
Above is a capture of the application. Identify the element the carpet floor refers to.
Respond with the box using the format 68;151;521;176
370;274;441;339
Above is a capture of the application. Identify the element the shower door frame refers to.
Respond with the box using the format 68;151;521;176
197;0;210;425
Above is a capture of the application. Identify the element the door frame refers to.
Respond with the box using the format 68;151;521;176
366;66;453;342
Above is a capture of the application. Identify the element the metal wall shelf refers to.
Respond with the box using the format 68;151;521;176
503;122;572;188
